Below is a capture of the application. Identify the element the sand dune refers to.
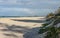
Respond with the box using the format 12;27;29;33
0;17;45;38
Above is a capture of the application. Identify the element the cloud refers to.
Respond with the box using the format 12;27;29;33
0;0;60;16
0;0;60;9
0;8;35;15
0;7;56;16
0;0;17;5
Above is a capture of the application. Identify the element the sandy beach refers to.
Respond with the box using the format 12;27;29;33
0;17;45;38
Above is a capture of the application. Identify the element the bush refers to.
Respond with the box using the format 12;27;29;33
53;17;60;25
38;28;47;34
42;23;49;27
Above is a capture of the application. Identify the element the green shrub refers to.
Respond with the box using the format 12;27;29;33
42;23;49;27
53;17;60;25
38;28;47;34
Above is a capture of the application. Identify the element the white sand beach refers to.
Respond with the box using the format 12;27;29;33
0;17;45;38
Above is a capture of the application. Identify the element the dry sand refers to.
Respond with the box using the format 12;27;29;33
0;17;45;38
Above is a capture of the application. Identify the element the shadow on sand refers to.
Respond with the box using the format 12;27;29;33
11;19;45;23
0;23;30;38
0;23;40;38
23;27;40;38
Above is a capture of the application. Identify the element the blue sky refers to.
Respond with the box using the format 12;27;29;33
0;0;60;16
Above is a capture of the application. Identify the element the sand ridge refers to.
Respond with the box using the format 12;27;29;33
0;17;45;38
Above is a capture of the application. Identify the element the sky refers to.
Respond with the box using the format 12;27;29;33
0;0;60;16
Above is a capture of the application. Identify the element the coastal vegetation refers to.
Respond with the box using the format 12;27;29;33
38;7;60;38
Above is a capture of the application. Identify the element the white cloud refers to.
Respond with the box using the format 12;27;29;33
0;0;60;8
0;0;32;5
0;8;35;15
0;0;17;5
0;0;60;16
0;0;3;2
